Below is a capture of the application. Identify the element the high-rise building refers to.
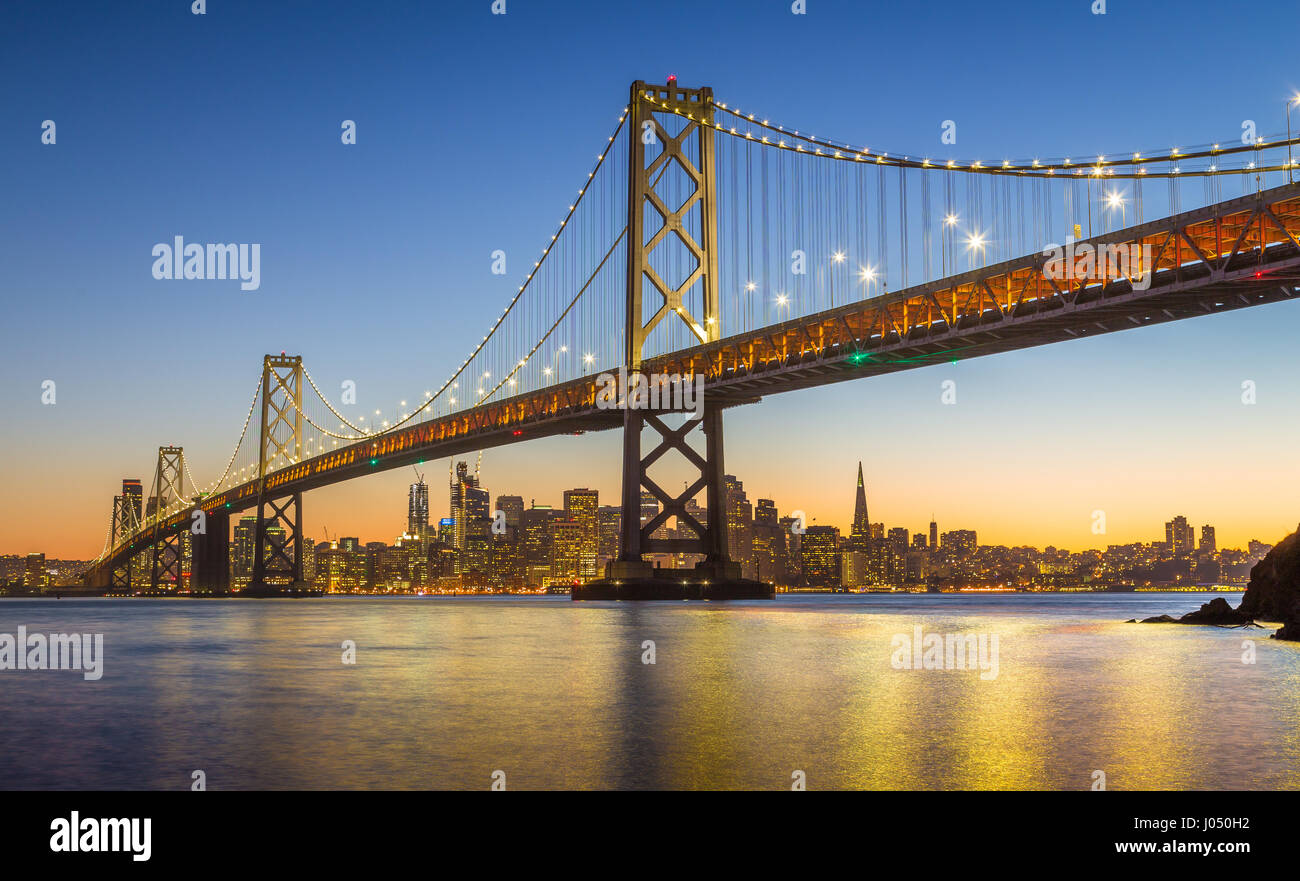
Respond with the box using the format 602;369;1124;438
800;526;840;587
564;488;599;581
496;495;525;540
1165;515;1195;558
314;540;366;593
522;503;556;576
24;553;48;593
850;462;870;548
887;527;909;558
548;518;584;586
596;505;621;572
752;498;786;585
231;516;257;589
449;460;489;552
1199;525;1217;555
300;538;316;583
449;461;490;573
942;530;977;558
929;519;938;553
779;514;803;580
841;548;869;590
723;475;755;578
408;479;429;539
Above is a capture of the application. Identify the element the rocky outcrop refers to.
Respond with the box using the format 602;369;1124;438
1177;596;1248;625
1137;525;1300;641
1238;526;1300;623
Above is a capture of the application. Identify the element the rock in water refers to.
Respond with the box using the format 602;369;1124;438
1177;596;1247;625
1274;619;1300;641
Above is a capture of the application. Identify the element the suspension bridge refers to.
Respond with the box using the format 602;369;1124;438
83;79;1300;598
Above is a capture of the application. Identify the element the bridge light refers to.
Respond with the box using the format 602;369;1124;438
745;281;756;291
944;213;958;227
832;251;845;263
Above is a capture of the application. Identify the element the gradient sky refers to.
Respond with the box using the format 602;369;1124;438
3;0;1299;559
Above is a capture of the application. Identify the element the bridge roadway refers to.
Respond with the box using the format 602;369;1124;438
88;182;1300;582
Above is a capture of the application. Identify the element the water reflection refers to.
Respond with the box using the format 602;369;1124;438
0;593;1295;790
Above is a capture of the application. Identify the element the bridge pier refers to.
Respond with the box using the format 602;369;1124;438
577;399;770;600
192;507;230;594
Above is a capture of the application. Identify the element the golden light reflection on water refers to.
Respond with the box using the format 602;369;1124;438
0;594;1298;789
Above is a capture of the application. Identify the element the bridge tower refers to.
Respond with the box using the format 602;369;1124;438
148;445;186;591
248;354;307;595
584;79;770;599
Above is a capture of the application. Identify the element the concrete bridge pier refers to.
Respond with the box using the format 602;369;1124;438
192;508;230;595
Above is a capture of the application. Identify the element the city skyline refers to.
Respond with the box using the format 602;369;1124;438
7;438;1296;561
7;457;1272;595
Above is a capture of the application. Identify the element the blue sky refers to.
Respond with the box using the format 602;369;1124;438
3;0;1299;556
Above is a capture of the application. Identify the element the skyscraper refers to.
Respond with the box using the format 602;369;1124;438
408;479;429;539
497;494;524;529
850;462;870;547
563;488;599;581
596;505;621;572
752;499;786;585
231;516;257;590
723;475;755;578
800;526;840;587
24;553;48;593
1165;515;1194;558
1200;525;1217;555
449;460;489;554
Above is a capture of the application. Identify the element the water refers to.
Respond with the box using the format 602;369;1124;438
0;593;1295;790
